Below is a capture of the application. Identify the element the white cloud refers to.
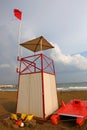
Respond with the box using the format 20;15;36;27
50;44;87;70
0;64;10;68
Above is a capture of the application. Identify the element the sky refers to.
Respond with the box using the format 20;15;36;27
0;0;87;84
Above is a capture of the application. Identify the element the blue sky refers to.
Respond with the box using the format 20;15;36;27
0;0;87;84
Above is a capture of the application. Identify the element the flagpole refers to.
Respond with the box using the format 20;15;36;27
16;18;23;73
17;20;22;59
14;9;22;72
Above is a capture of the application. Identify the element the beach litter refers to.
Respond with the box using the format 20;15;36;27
51;99;87;126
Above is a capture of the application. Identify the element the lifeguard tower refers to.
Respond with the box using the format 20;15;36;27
16;36;58;120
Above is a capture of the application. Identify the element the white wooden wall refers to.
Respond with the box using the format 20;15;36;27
44;73;58;117
17;73;43;117
17;72;58;118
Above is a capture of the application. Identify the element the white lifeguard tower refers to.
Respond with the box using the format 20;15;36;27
16;36;58;120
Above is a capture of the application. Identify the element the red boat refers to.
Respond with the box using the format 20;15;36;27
51;99;87;126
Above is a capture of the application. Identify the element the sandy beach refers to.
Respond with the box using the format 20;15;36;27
0;90;87;130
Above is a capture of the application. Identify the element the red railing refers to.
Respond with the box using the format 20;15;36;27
17;53;55;75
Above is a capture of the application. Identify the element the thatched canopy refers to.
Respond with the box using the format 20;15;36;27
20;36;54;52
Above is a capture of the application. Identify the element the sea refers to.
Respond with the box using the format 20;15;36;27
57;82;87;91
0;85;18;92
0;82;87;91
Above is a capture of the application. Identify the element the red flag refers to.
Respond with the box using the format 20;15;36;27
14;9;22;20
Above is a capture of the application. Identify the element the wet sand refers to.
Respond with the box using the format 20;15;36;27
0;90;87;130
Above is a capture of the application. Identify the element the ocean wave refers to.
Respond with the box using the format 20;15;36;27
57;86;87;91
0;88;17;91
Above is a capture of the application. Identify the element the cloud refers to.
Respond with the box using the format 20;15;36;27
0;64;10;68
50;44;87;70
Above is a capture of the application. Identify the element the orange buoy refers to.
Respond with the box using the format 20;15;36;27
16;120;22;126
50;114;60;125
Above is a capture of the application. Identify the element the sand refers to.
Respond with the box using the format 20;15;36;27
0;90;87;130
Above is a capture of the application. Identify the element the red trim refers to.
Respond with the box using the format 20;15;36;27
18;71;55;76
41;54;45;120
16;60;21;113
